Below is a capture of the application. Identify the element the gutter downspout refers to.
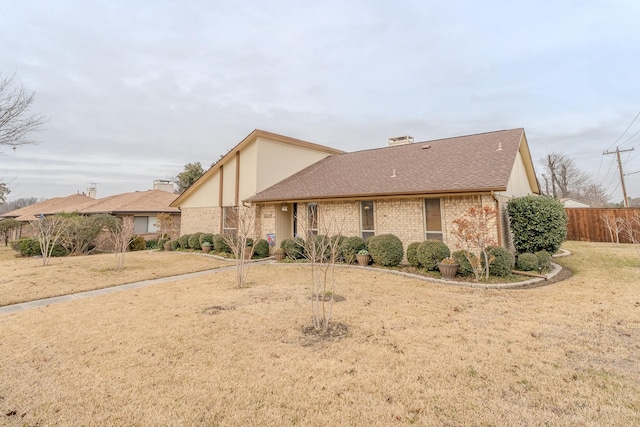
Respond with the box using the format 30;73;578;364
491;191;503;247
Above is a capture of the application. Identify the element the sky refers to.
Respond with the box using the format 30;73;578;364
1;0;639;203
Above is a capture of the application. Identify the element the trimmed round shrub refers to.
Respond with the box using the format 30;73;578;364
331;235;346;261
508;195;568;254
170;240;180;251
535;250;552;272
158;238;170;250
486;246;515;277
253;239;270;258
146;239;159;250
417;240;450;271
340;236;366;264
213;234;231;253
283;237;305;260
188;232;203;250
199;233;214;246
129;236;147;251
178;234;191;250
516;253;539;271
452;250;476;277
367;234;404;267
406;242;421;268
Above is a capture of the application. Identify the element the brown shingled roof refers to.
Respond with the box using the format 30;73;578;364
247;128;529;203
1;190;179;222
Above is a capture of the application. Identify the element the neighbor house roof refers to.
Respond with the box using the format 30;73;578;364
170;129;345;207
247;128;537;203
1;190;179;222
1;194;96;221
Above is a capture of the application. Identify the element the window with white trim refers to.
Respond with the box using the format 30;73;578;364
360;201;375;240
222;206;237;235
424;198;443;241
307;203;318;236
133;216;159;234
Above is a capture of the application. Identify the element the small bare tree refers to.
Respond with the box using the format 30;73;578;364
221;206;256;288
103;216;136;270
296;206;344;332
620;213;640;259
600;212;625;243
30;214;69;266
154;213;175;239
451;206;498;281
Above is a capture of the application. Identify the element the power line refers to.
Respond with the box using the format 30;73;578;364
603;147;635;207
607;110;640;151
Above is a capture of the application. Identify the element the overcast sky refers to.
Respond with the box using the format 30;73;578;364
1;0;639;203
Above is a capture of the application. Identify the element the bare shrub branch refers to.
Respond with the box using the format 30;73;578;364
29;214;69;266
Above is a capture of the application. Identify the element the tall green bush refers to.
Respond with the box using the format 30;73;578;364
367;234;403;267
406;242;421;267
507;195;567;254
253;239;270;258
188;232;203;250
178;234;191;250
417;240;450;271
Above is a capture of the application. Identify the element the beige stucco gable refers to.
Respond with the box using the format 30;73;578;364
499;133;540;198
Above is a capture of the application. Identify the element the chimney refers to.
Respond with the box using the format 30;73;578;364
153;179;174;193
86;187;97;198
388;135;414;147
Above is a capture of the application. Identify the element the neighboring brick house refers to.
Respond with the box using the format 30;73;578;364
246;128;540;253
1;187;181;246
169;129;344;236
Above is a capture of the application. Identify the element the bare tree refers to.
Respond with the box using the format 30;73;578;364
0;182;8;204
600;212;624;243
540;152;608;206
103;216;136;269
619;213;640;259
0;72;47;151
221;206;256;288
296;206;344;332
451;206;498;281
0;196;40;213
30;214;69;266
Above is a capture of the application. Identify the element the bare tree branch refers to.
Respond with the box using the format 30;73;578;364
0;72;47;150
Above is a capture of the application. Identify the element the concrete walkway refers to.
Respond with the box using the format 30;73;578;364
0;262;268;316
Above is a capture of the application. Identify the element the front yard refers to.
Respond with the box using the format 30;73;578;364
0;241;638;425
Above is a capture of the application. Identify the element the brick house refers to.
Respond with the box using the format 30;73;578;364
173;128;539;253
2;185;181;245
246;128;539;252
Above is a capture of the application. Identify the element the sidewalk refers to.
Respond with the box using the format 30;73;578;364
0;264;244;316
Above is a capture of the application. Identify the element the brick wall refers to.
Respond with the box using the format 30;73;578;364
442;194;500;252
180;207;220;235
375;198;425;246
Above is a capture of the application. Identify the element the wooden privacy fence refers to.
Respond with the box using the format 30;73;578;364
565;208;640;243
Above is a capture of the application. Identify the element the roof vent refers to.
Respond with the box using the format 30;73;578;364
421;144;431;150
388;135;414;147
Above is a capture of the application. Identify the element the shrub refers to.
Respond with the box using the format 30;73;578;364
417;240;450;271
158;238;170;250
170;240;180;251
245;237;254;247
331;235;346;261
11;237;67;257
452;250;476;276
367;234;404;267
516;253;539;271
535;250;553;272
508;195;568;254
199;233;214;246
213;234;231;253
146;239;159;250
406;242;421;267
306;234;331;261
253;239;270;258
129;236;147;251
340;236;366;264
486;246;515;277
283;237;305;260
178;234;191;250
188;232;203;250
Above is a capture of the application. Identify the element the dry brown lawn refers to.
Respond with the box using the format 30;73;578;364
0;246;229;306
0;241;639;426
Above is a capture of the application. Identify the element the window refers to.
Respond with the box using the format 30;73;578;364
425;198;443;241
360;201;375;240
307;203;318;236
223;206;237;234
133;216;158;234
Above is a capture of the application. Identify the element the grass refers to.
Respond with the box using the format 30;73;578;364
0;241;639;425
0;246;229;306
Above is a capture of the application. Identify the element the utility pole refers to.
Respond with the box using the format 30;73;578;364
604;147;635;207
